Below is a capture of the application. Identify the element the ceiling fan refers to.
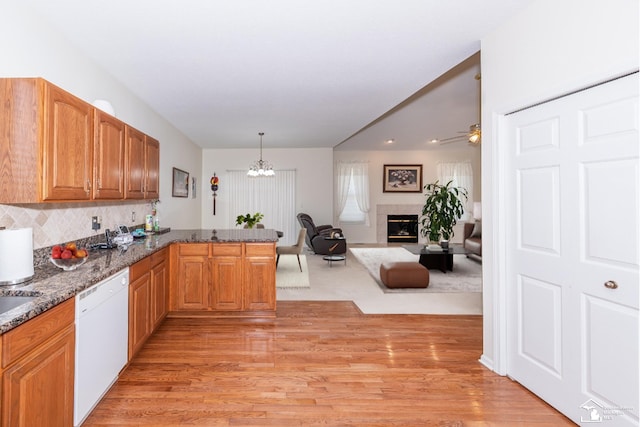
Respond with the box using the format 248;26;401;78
434;123;481;146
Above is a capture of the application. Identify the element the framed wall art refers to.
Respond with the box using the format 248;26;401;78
172;167;189;198
383;164;423;193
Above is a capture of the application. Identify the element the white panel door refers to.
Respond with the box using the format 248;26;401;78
506;73;639;426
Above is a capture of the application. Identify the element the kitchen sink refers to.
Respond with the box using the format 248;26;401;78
0;296;37;315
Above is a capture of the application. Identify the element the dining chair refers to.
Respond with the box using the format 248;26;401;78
276;228;307;272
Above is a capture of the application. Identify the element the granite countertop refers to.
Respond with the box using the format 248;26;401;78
0;228;279;334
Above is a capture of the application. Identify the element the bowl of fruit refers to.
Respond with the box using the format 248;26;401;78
50;242;89;271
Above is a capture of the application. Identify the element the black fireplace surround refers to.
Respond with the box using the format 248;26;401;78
387;214;418;243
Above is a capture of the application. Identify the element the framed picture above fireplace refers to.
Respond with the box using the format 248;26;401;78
383;164;423;193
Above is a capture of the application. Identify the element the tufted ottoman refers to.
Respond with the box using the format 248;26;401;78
379;262;430;289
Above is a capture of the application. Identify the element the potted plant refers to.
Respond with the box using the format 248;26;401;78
420;180;468;249
235;212;264;229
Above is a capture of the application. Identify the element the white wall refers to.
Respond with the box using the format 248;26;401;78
0;2;203;237
201;147;334;234
480;0;639;372
200;146;480;244
334;148;481;243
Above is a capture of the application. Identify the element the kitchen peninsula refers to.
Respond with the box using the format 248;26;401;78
0;228;278;425
0;228;279;334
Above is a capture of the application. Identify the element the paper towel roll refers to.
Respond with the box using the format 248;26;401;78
0;228;34;285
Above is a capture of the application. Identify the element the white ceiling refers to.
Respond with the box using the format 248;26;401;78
22;0;532;150
335;52;481;151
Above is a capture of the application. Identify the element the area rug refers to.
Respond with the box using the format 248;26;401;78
276;255;310;288
349;247;482;293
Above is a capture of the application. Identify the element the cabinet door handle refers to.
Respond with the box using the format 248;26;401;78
604;280;618;289
85;180;91;194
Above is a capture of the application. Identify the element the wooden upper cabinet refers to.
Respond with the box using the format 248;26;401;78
41;83;94;201
125;127;159;200
0;77;159;203
145;136;160;199
124;126;146;199
93;110;125;199
0;79;41;203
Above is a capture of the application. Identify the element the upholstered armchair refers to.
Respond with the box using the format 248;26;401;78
296;213;347;255
463;221;482;257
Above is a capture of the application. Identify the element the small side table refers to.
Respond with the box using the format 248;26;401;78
323;237;346;267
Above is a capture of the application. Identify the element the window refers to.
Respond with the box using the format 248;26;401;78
339;172;366;223
336;161;369;225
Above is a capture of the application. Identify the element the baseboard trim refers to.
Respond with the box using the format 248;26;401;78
479;354;495;372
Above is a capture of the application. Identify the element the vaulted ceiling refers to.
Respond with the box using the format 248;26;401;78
21;0;533;150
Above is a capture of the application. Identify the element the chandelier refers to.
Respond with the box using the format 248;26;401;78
247;132;274;177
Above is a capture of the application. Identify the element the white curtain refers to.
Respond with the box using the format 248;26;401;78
436;163;456;186
227;170;297;245
335;161;352;221
351;162;370;226
455;163;473;218
437;162;473;220
336;161;370;225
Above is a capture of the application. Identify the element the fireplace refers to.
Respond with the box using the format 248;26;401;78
387;214;418;243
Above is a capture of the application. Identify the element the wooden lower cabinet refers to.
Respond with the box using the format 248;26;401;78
244;243;276;311
150;250;168;330
173;243;209;310
171;242;276;316
128;267;152;359
128;248;169;360
210;243;243;311
1;298;75;427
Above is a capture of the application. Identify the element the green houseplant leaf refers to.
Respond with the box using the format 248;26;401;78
420;180;468;243
236;212;264;229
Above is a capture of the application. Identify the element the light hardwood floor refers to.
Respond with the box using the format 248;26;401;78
84;301;573;426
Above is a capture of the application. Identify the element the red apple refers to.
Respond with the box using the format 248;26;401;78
61;249;73;259
51;245;63;259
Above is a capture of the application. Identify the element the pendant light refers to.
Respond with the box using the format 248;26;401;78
247;132;275;177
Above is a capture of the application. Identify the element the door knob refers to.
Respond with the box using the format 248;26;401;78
604;280;618;289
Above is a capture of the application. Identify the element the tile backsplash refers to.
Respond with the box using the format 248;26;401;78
0;201;154;249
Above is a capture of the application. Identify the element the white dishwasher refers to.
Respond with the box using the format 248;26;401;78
74;268;129;426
